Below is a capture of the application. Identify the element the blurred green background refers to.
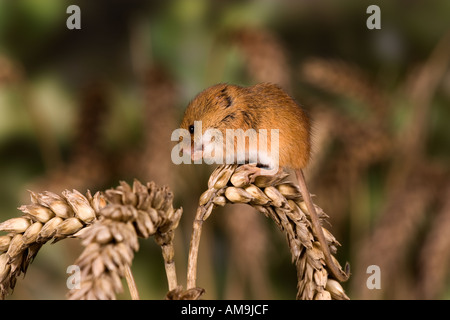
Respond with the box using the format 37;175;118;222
0;0;449;299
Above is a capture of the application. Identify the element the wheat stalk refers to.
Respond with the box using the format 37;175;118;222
0;180;182;300
66;180;182;299
187;164;349;300
0;189;99;299
1;166;348;300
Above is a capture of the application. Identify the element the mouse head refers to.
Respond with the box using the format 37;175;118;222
180;83;244;134
180;84;247;160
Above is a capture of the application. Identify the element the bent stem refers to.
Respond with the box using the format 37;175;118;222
185;164;349;299
161;242;178;291
187;207;205;289
125;265;140;300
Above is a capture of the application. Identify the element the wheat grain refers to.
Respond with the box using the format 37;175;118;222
2;166;348;300
0;190;100;299
0;179;182;300
67;180;182;299
187;164;349;300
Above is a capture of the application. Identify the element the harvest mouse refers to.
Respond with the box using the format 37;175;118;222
180;82;349;282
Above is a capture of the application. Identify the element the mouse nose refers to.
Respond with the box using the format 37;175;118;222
193;142;203;152
191;145;203;161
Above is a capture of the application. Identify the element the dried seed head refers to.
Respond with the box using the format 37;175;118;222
28;190;39;205
6;234;25;258
22;222;43;245
230;170;252;188
277;183;301;200
146;207;159;226
92;257;105;278
100;204;137;222
37;191;73;219
18;205;54;223
135;191;152;211
298;201;308;214
213;169;234;189
321;227;340;248
199;189;214;206
208;164;236;189
89;191;107;213
94;226;113;244
161;189;175;212
245;185;270;205
151;189;165;210
0;217;31;233
286;200;304;222
170;208;182;231
0;236;12;252
146;181;157;200
118;181;138;206
55;217;84;237
38;216;64;240
63;190;96;223
202;204;214;221
314;290;331;300
326;279;350;300
188;164;347;300
3;179;185;300
156;212;176;234
134;210;156;238
0;253;11;283
314;268;328;288
225;187;253;203
212;196;227;207
254;171;289;187
115;242;134;265
295;222;314;249
264;186;285;208
104;189;124;204
132;179;147;195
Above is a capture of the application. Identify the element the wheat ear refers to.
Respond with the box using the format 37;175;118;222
67;180;182;299
187;164;349;300
0;189;98;299
0;180;182;300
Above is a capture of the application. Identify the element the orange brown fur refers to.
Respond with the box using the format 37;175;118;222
180;83;350;282
180;83;311;169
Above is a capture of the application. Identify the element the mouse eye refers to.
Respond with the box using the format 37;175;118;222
189;124;195;134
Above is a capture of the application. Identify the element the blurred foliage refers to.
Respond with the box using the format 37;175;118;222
0;0;449;299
